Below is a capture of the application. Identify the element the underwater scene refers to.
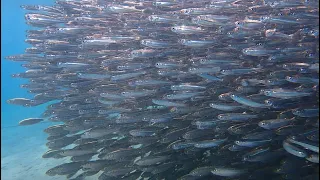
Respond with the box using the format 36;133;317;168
1;0;319;180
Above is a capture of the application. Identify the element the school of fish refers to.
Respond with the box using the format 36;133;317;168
5;0;319;179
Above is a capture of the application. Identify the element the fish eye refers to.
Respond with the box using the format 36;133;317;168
249;7;256;12
148;16;154;21
24;103;31;107
268;79;276;85
299;68;308;73
307;53;314;57
268;56;276;61
171;27;175;30
260;16;267;20
264;91;271;95
179;39;186;44
265;100;272;105
98;110;105;113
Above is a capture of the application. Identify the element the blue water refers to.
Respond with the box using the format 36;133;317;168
1;1;66;179
1;0;55;126
1;0;55;145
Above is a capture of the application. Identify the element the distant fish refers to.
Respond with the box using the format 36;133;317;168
19;118;44;126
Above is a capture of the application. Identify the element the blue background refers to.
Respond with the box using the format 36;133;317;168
1;0;55;157
1;0;55;126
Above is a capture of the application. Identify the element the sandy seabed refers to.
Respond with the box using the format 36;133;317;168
1;127;102;180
